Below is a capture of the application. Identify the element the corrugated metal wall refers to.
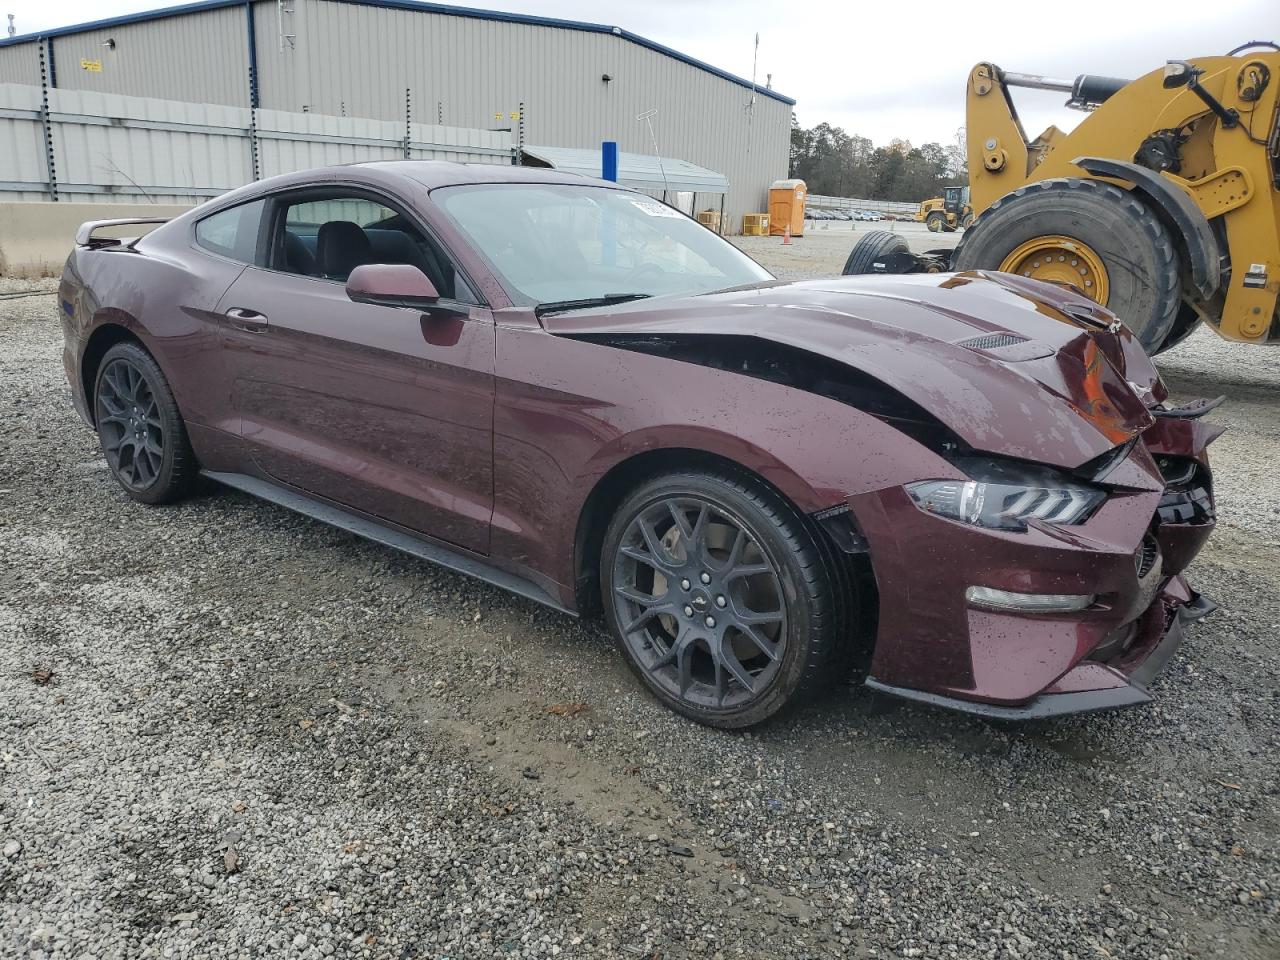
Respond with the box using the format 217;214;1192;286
252;0;790;228
0;83;511;204
255;108;512;174
50;88;253;203
55;7;248;106
0;85;49;200
0;39;41;85
0;0;792;228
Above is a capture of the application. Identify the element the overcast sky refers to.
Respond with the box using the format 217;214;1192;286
8;0;1270;145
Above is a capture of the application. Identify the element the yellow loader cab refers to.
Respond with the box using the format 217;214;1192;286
916;187;974;233
843;43;1280;354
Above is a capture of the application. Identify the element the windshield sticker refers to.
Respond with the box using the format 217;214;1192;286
630;199;683;219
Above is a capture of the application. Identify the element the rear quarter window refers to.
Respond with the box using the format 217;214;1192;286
194;199;266;263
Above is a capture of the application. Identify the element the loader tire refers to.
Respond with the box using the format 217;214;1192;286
925;211;948;233
1154;302;1203;355
953;178;1181;353
842;231;909;275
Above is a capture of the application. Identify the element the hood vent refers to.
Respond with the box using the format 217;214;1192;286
957;332;1029;351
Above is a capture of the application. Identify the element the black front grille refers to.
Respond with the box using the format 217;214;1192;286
1156;456;1215;525
957;332;1029;351
1136;535;1160;579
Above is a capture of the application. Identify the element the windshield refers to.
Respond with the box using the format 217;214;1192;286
433;182;773;307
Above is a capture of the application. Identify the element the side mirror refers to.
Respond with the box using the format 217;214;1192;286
1163;60;1194;89
346;263;440;309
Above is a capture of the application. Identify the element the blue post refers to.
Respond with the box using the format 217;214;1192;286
601;140;618;267
601;140;618;181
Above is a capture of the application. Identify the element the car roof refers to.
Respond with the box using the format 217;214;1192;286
182;160;630;221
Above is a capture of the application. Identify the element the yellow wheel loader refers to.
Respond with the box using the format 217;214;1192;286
843;43;1280;354
915;186;974;233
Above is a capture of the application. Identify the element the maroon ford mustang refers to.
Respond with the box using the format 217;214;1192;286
59;161;1221;728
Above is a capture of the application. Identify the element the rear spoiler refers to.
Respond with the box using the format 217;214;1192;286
75;217;172;249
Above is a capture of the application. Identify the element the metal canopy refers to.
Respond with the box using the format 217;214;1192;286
521;145;729;195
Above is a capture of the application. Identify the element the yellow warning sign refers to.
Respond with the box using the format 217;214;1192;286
80;58;102;72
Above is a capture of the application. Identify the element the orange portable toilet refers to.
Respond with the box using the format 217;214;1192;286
768;179;807;237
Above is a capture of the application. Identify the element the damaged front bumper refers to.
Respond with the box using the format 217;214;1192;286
865;579;1216;719
848;407;1222;720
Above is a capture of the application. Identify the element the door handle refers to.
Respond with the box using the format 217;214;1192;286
225;307;268;332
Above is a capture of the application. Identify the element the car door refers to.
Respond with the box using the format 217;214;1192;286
216;188;495;555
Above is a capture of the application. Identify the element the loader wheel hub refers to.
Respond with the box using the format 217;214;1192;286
999;235;1109;305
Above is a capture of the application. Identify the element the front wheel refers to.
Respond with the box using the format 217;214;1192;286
601;470;852;728
925;211;947;233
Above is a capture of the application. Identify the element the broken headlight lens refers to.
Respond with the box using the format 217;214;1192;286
905;458;1105;531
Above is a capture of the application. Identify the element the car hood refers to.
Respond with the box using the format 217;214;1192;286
541;271;1165;470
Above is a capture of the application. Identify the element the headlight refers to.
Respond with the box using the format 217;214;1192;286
905;457;1105;531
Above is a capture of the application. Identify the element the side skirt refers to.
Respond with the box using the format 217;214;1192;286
201;470;577;617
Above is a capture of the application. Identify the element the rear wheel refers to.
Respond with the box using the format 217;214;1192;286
93;342;196;504
925;211;948;233
959;211;974;230
953;178;1180;353
601;470;850;728
842;230;909;275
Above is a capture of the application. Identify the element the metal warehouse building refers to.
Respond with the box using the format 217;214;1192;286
0;0;794;229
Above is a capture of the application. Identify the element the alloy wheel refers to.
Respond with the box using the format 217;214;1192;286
96;358;165;491
610;495;788;711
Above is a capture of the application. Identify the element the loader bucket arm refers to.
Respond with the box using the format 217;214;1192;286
965;63;1033;197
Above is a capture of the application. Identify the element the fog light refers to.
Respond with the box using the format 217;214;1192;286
965;586;1094;613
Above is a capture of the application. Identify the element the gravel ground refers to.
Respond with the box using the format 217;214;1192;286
1;245;1277;960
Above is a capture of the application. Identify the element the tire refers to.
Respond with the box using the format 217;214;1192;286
600;469;853;729
959;211;974;230
93;341;196;504
953;178;1181;353
1153;302;1203;355
842;230;909;275
925;211;947;233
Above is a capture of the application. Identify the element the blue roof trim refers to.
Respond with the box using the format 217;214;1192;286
0;0;797;106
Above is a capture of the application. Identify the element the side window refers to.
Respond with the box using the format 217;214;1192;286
274;192;479;304
194;199;265;263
